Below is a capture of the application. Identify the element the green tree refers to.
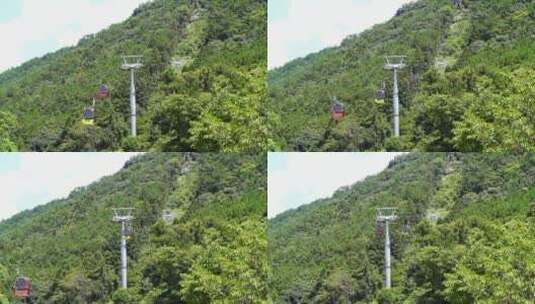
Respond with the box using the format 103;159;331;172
0;111;17;151
181;219;268;303
444;220;535;303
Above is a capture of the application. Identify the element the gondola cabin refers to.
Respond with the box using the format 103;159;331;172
331;101;345;121
125;222;134;236
374;82;387;105
96;84;110;99
12;277;31;298
376;88;386;100
376;222;384;236
374;88;386;105
84;107;95;120
82;107;95;125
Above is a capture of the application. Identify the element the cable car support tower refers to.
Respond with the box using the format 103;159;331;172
384;56;406;137
377;207;398;288
121;55;143;137
112;208;135;289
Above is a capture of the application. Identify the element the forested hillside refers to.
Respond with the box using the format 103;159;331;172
268;0;535;152
0;0;267;152
269;153;535;303
0;153;267;303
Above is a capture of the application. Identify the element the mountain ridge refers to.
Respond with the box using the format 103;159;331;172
268;153;535;303
0;152;267;303
0;0;267;152
268;0;535;152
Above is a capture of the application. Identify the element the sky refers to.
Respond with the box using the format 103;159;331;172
269;0;415;69
268;152;406;218
0;0;150;73
0;153;140;221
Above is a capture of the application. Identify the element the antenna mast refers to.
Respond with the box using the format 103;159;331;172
384;56;406;137
112;208;135;289
377;207;398;288
121;55;143;137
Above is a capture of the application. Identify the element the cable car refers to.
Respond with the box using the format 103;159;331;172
84;107;95;120
374;82;386;105
82;107;95;125
96;84;109;99
12;276;31;298
124;222;134;238
331;98;345;121
376;88;386;100
376;221;384;236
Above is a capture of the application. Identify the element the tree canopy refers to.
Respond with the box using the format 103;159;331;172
0;153;267;303
0;0;267;152
269;153;535;303
268;0;535;152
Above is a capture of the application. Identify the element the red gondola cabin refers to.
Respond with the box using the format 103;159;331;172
12;277;31;298
376;222;384;236
96;84;110;99
331;100;345;121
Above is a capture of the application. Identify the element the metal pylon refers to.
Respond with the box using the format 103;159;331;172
384;56;406;137
377;207;398;288
121;56;143;137
112;208;135;288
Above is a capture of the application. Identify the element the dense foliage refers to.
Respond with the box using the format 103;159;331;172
0;111;16;151
0;0;267;152
268;0;535;152
0;153;267;303
268;153;535;303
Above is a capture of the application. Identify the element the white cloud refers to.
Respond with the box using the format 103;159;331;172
268;152;405;218
0;153;141;221
0;0;150;73
268;0;415;69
